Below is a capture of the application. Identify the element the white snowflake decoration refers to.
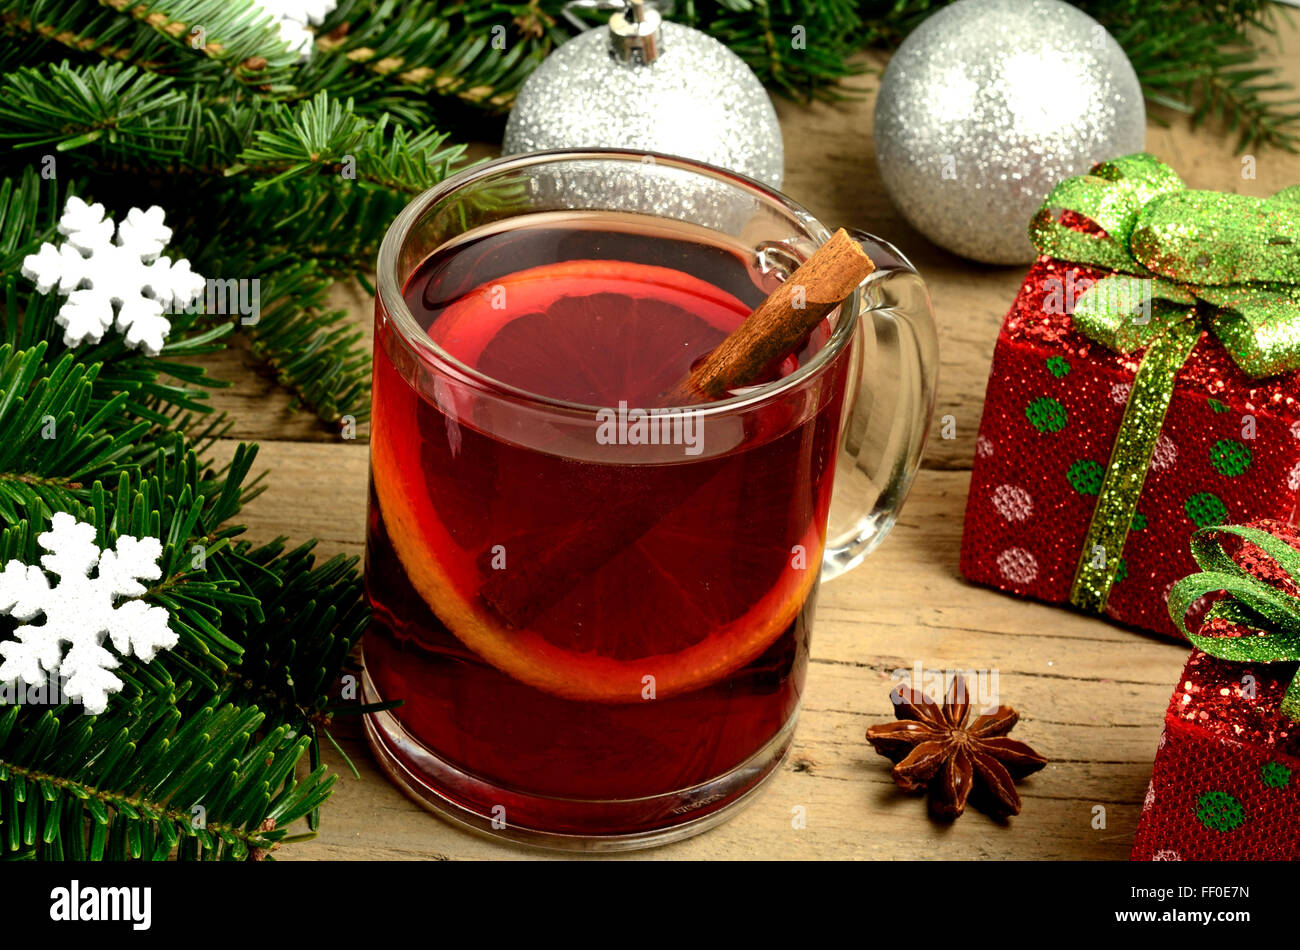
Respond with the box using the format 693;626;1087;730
0;513;178;715
21;197;204;356
1288;460;1300;491
256;0;337;58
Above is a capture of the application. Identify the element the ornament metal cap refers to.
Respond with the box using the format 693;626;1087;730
609;0;662;64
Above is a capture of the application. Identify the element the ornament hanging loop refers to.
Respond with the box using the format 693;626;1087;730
561;0;668;64
610;0;662;63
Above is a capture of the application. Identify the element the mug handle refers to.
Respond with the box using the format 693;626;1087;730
821;230;939;582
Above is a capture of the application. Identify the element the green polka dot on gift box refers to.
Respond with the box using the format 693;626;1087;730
1067;459;1104;496
1045;356;1070;378
1185;492;1227;527
1261;761;1290;789
1209;439;1252;477
1195;790;1245;832
1026;396;1066;433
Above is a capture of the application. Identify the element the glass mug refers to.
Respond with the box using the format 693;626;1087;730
363;150;938;850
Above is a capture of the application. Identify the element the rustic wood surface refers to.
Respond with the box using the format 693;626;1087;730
206;29;1300;860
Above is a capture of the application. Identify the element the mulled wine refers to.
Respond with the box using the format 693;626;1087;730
364;213;849;838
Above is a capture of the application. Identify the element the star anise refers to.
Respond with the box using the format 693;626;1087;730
865;677;1047;820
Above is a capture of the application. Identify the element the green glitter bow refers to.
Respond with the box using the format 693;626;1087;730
1168;524;1300;722
1030;152;1300;377
1027;153;1300;614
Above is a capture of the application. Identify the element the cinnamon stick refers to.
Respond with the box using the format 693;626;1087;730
663;228;875;405
479;230;876;629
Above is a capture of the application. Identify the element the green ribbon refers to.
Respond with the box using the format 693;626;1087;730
1031;154;1300;378
1027;153;1300;613
1168;524;1300;722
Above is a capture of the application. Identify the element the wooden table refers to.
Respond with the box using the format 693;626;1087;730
208;29;1300;860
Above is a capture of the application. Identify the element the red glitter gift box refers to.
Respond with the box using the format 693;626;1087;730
1132;520;1300;860
960;155;1300;637
1132;650;1300;860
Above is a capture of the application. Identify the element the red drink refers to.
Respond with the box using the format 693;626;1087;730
364;215;850;841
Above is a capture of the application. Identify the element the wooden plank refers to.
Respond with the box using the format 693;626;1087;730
283;666;1164;861
207;438;368;560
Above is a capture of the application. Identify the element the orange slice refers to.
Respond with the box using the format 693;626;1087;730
372;259;823;702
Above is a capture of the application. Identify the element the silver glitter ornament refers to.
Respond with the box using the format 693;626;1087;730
874;0;1145;265
503;3;784;188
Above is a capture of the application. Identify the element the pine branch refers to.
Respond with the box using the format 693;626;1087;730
0;338;363;732
5;271;233;427
100;0;299;82
309;0;561;109
214;537;367;734
0;59;254;173
209;176;409;278
382;0;865;115
0;0;183;74
221;254;370;425
0;92;379;425
0;12;381;861
229;90;471;193
0;343;155;523
0;304;367;860
856;0;942;46
1081;0;1299;152
677;0;866;100
0;166;62;276
0;67;461;425
1;433;366;753
0;691;333;860
0;56;188;153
